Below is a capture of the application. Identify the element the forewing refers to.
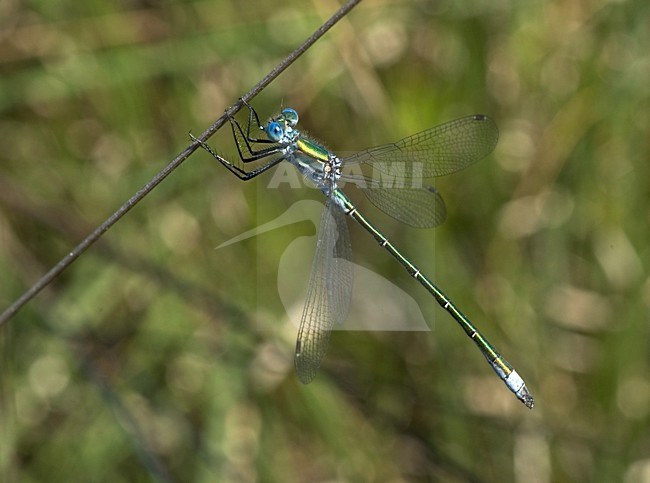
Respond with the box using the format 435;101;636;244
343;115;498;178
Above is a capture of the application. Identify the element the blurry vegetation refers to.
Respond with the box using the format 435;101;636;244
1;0;649;481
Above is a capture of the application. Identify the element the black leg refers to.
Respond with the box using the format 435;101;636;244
228;101;275;154
228;116;279;161
190;133;285;181
227;101;297;163
232;99;275;145
242;99;264;136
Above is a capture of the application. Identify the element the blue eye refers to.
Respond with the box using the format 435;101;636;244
282;108;299;127
266;121;284;141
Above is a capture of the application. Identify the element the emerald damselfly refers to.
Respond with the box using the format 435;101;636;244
192;102;534;409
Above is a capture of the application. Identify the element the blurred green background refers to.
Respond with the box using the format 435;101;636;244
1;0;649;481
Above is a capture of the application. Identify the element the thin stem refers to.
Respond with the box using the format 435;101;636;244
0;0;363;327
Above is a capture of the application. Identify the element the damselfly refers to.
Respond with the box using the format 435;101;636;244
192;101;534;408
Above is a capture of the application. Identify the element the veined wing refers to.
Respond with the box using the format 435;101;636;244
338;173;447;228
342;115;498;178
360;186;447;228
295;198;353;384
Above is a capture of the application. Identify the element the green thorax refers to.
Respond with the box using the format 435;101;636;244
296;136;330;163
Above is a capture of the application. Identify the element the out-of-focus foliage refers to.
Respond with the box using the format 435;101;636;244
1;0;649;481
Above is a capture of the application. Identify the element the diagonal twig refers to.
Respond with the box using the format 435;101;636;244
0;0;363;327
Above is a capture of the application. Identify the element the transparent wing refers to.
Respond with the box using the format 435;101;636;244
295;198;353;384
360;186;447;228
342;115;498;178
